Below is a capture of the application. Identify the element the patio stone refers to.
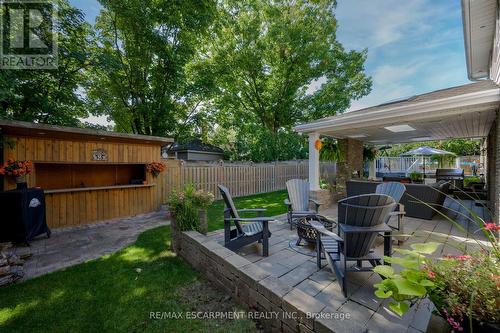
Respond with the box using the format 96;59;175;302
314;306;366;333
295;279;326;297
283;288;326;329
308;267;335;285
258;276;293;305
314;282;348;311
338;300;375;326
348;273;383;311
255;261;292;277
239;263;271;287
279;260;318;287
224;254;252;269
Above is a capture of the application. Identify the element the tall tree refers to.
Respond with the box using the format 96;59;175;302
193;0;372;134
0;0;93;126
86;0;216;136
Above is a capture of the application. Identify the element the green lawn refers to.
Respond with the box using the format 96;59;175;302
207;190;288;231
0;227;257;333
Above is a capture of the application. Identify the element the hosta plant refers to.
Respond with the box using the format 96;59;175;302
373;242;440;316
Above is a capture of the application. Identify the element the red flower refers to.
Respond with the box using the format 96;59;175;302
428;270;436;279
444;255;471;261
484;223;500;231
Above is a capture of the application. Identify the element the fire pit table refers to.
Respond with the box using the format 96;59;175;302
295;215;336;246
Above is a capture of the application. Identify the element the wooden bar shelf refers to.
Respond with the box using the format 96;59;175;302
44;184;156;194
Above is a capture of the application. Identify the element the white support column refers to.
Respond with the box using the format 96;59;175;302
308;132;320;191
369;158;377;180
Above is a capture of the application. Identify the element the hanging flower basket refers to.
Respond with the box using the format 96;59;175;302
146;161;167;177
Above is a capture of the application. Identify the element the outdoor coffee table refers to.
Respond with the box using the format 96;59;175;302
295;215;336;246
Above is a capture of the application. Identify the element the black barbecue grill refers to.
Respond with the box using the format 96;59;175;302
435;168;464;190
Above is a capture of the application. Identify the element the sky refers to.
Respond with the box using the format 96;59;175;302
71;0;470;123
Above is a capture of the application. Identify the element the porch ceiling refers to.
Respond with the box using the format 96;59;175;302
295;81;500;144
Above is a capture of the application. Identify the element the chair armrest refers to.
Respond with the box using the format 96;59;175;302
339;223;392;234
238;208;267;213
291;210;318;216
310;221;343;242
227;217;275;223
309;199;321;212
309;199;321;206
389;203;405;216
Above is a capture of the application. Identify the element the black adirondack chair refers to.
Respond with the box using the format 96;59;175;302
376;182;406;238
218;185;274;256
311;193;395;297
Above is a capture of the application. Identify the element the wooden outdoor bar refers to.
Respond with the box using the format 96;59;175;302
0;120;173;229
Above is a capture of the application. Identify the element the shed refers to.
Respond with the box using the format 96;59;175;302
168;139;224;161
0;119;173;229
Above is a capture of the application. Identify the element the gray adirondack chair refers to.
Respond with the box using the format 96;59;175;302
376;182;406;242
218;185;274;256
311;194;395;297
285;179;321;230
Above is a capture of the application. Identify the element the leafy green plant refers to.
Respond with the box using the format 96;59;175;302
463;176;482;188
408;171;423;182
373;242;441;316
320;137;344;162
363;146;377;161
167;184;214;232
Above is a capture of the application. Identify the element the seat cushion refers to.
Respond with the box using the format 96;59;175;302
242;222;263;236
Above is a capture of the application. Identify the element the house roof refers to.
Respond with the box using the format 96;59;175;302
461;0;497;80
0;119;173;145
294;81;500;144
169;139;224;154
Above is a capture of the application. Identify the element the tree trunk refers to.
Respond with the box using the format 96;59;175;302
170;215;181;254
198;209;208;235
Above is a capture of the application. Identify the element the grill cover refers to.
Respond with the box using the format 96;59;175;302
0;188;50;243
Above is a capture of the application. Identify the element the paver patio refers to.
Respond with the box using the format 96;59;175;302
14;211;169;280
203;202;489;333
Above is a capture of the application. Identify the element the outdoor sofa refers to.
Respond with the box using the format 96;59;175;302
346;180;449;220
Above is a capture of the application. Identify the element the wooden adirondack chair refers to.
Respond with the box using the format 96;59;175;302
376;182;406;242
311;194;395;297
285;179;321;230
218;185;274;256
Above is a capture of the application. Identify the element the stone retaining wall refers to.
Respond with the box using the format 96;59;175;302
178;231;342;333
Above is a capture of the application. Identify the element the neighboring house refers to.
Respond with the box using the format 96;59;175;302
166;139;224;161
294;0;500;222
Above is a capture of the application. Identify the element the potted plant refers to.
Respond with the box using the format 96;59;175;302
373;191;500;332
0;160;33;189
409;171;423;184
146;161;167;177
192;188;215;235
167;184;214;252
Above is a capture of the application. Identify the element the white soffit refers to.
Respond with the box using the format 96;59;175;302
462;0;497;80
294;86;500;144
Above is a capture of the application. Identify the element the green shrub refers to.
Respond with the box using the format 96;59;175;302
463;176;481;188
167;184;214;232
409;171;423;182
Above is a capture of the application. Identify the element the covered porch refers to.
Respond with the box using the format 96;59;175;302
295;81;500;222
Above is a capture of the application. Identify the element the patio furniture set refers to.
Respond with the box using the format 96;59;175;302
217;178;410;297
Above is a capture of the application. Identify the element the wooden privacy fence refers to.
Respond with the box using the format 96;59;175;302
160;160;336;200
